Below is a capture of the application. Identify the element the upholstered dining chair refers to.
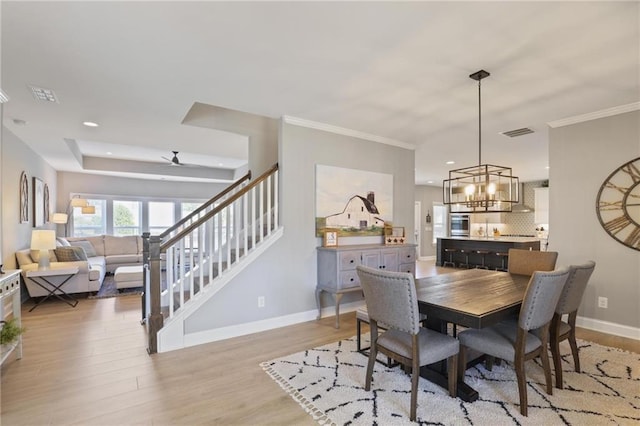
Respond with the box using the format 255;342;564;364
356;265;459;421
550;261;596;389
507;248;558;276
457;267;571;416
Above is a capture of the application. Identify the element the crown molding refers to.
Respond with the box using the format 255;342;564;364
282;115;415;150
548;102;640;128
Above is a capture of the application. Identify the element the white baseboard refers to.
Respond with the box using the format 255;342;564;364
178;306;639;352
419;255;436;261
182;300;366;350
576;316;640;340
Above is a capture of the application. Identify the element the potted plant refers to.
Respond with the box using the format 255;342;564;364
1;318;25;354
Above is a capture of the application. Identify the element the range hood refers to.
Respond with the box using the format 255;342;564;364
511;183;534;213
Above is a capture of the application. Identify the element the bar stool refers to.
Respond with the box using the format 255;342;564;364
495;252;509;271
458;249;471;269
443;248;457;268
475;249;490;269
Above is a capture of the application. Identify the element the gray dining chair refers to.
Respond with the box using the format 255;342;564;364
507;248;558;276
356;265;459;421
457;267;571;416
550;261;596;389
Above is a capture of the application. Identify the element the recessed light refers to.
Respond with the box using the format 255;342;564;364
545;166;550;170
83;121;99;127
427;180;434;184
106;151;113;155
446;161;455;165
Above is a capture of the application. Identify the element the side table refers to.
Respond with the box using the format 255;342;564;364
26;267;80;312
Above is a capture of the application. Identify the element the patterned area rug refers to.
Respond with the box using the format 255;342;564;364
261;336;639;425
88;274;143;299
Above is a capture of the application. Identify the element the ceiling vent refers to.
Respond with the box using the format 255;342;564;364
29;85;59;103
501;127;534;138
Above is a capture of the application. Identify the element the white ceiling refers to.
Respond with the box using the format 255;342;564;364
2;2;639;184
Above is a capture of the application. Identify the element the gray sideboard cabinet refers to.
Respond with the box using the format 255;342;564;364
315;244;417;328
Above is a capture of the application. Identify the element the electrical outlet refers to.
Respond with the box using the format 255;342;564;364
258;296;265;308
598;297;608;309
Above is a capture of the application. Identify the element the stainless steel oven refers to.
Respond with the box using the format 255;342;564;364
450;214;470;237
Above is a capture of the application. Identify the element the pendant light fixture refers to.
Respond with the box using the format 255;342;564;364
443;70;519;213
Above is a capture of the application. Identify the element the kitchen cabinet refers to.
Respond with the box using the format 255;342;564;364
534;187;549;224
316;244;416;328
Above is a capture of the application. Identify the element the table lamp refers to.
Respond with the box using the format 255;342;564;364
31;230;56;270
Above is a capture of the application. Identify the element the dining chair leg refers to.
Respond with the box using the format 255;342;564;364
550;315;564;389
365;324;378;391
485;355;495;371
514;353;528;417
410;356;419;421
568;312;581;372
448;354;458;397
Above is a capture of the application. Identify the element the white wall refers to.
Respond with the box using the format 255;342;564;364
1;127;58;270
185;121;415;333
549;110;640;333
414;185;442;257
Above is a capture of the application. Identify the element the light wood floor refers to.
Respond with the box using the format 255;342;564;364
1;262;638;425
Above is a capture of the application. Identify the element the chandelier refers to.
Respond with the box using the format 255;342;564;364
443;70;519;213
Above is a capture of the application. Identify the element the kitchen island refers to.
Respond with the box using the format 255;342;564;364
436;237;541;269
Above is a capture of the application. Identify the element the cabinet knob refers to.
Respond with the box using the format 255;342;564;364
350;278;354;282
349;260;354;264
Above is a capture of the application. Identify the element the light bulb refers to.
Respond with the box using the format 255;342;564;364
487;182;496;195
465;184;475;196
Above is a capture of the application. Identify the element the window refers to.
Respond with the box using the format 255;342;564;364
149;202;175;235
69;195;205;237
113;200;141;236
432;203;447;245
73;199;106;236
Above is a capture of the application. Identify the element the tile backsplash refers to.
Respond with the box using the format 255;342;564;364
469;181;548;236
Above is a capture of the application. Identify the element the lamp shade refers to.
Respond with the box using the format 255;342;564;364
51;213;68;224
31;230;56;270
70;198;88;208
81;205;96;214
31;230;56;250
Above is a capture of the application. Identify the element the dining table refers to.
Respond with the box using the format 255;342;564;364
415;268;531;402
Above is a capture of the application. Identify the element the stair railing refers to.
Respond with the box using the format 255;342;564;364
144;163;279;354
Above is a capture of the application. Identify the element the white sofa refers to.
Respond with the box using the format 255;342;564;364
16;235;143;297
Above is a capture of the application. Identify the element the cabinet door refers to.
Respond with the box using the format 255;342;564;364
380;250;399;271
361;251;380;269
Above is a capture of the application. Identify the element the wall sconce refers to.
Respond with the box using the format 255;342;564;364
426;212;431;224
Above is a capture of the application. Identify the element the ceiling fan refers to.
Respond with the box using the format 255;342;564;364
161;151;204;167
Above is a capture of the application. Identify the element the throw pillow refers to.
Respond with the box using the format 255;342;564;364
54;246;88;262
56;237;71;247
70;240;97;257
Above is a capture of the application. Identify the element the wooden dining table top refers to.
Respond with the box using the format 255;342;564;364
415;268;531;329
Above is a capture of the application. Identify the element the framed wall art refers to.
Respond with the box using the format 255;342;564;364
19;171;29;223
315;165;393;237
33;177;45;227
43;183;50;223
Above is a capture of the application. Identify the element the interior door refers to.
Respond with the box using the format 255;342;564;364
414;201;422;258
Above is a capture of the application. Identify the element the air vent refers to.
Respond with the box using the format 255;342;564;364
0;89;9;103
29;85;59;103
501;127;534;138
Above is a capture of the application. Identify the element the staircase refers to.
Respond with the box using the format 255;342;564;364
143;163;281;354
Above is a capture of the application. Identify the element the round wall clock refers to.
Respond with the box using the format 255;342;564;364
595;157;640;251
